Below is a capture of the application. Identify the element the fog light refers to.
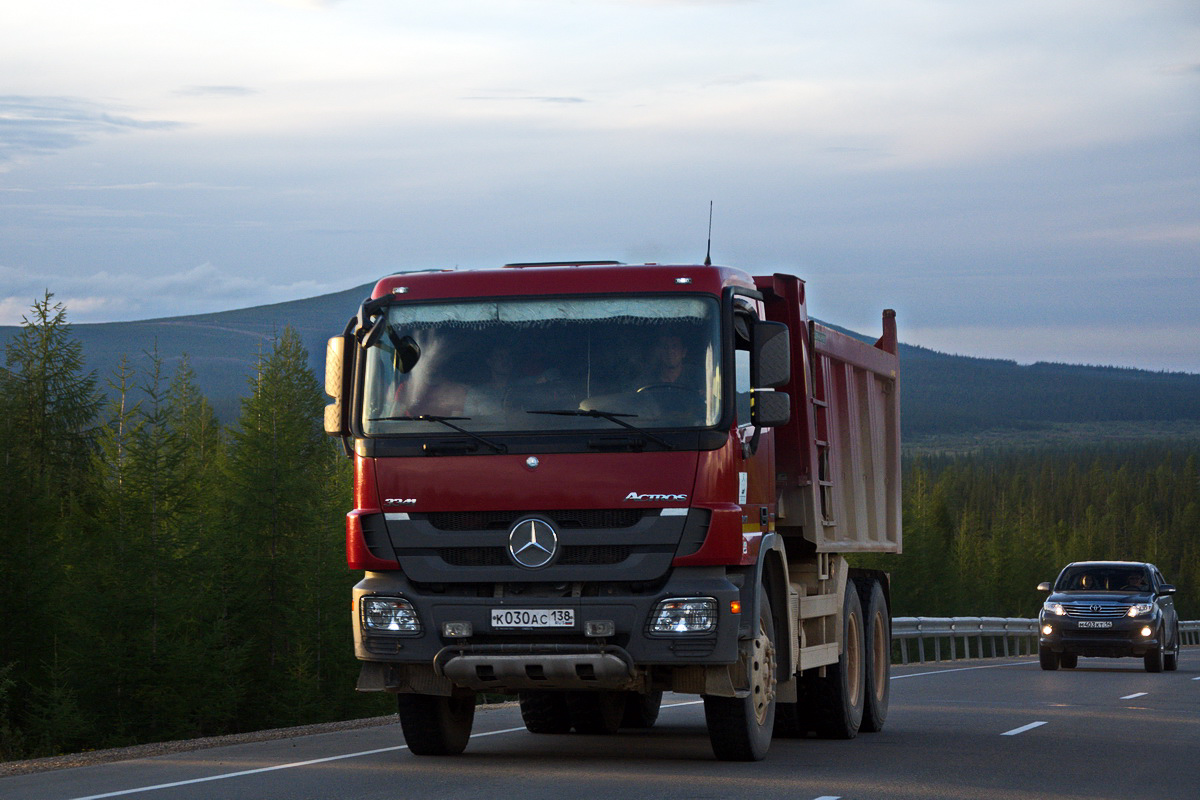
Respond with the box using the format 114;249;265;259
1042;624;1053;636
650;597;717;634
361;596;421;634
584;620;615;637
1140;626;1153;638
442;621;472;638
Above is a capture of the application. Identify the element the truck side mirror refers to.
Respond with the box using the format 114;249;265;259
324;333;352;437
751;390;790;429
1037;582;1052;592
751;321;790;388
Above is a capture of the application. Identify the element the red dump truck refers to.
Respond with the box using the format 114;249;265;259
324;261;901;761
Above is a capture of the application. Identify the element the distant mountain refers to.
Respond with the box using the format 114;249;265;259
4;285;1200;442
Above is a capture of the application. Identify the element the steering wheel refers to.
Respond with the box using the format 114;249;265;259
636;382;694;393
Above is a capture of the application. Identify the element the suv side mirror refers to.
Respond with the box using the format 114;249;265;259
1158;584;1176;595
1037;582;1052;592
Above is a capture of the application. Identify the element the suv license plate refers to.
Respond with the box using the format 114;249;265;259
491;608;575;629
1078;620;1113;628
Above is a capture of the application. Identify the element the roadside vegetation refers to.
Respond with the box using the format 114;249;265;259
1;294;1196;759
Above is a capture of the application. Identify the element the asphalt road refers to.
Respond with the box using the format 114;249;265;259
3;655;1197;800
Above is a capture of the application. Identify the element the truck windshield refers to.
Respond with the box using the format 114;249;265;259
362;295;722;436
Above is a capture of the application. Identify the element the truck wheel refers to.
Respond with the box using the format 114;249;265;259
1144;644;1164;673
703;588;777;761
808;587;866;739
860;580;890;733
621;690;663;729
518;690;572;734
566;691;624;734
397;692;475;755
1059;653;1078;669
1038;645;1060;671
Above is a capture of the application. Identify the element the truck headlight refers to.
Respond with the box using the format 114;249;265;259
362;596;421;634
1042;602;1065;616
1126;604;1153;617
650;597;717;634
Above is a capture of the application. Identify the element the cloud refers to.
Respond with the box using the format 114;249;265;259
173;86;258;97
463;95;588;104
0;263;352;326
0;96;180;168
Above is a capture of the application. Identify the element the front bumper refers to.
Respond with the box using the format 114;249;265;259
1039;615;1160;658
352;566;743;692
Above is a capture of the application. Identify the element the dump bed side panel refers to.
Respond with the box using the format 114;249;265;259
755;274;901;554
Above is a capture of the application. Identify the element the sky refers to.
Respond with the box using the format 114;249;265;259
2;0;1198;372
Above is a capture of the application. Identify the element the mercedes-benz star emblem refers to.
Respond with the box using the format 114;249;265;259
508;518;558;569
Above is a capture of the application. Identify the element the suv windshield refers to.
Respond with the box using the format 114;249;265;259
361;295;723;436
1055;564;1152;593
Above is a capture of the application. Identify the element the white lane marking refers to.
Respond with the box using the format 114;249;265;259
1193;677;1200;681
1001;721;1048;736
1121;692;1148;700
813;796;842;799
65;727;528;800
891;660;1034;680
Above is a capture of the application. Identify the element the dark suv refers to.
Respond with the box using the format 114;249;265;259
1037;561;1180;672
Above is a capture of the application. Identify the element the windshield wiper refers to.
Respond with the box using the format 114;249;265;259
368;414;507;454
528;409;674;450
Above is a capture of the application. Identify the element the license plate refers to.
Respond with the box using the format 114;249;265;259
490;608;575;629
1078;620;1113;629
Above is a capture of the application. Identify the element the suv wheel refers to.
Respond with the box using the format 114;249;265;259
1038;645;1060;671
1144;643;1164;673
1163;629;1180;672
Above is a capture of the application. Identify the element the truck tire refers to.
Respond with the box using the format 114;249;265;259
566;691;624;734
621;690;663;729
807;587;866;739
703;588;777;761
397;692;475;755
518;690;572;734
1038;645;1060;671
860;580;890;733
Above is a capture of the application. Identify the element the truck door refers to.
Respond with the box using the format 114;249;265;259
733;303;776;555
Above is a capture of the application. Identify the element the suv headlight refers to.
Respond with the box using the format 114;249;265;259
1042;602;1065;616
1126;603;1154;618
362;596;421;634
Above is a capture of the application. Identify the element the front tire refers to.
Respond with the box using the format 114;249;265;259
1039;645;1060;671
1059;653;1078;669
1144;643;1164;673
704;588;777;761
1164;628;1179;672
397;692;475;755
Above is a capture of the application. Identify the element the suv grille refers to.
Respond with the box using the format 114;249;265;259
1063;602;1129;619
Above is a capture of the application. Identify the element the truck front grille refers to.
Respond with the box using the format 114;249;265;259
425;509;644;531
438;545;635;567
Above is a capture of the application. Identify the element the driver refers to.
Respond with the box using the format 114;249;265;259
1121;572;1148;592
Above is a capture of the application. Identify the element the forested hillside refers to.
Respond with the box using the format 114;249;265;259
4;279;1200;439
1;295;1196;760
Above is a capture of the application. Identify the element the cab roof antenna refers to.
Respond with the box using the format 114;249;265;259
703;201;713;267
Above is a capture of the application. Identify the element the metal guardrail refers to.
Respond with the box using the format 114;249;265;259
891;617;1200;664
